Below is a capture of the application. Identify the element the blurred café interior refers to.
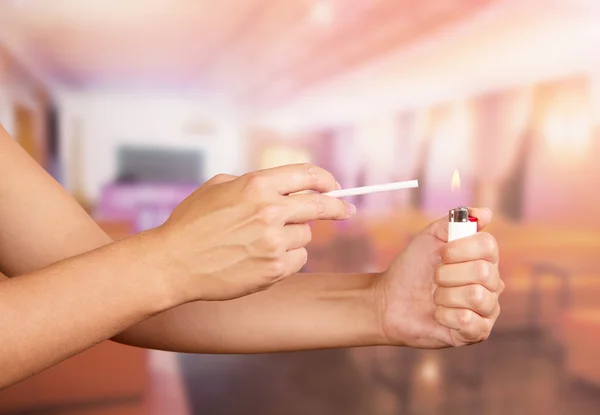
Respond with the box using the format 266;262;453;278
2;0;600;414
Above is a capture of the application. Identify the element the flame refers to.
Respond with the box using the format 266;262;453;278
451;169;461;192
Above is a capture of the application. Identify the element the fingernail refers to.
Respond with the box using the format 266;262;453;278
347;203;357;216
336;181;342;190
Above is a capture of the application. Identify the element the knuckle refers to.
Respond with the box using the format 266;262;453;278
268;259;286;279
244;173;268;192
458;309;474;327
302;163;319;180
439;245;452;263
256;204;281;225
434;306;444;322
309;164;335;187
490;304;501;321
459;313;487;342
337;200;350;217
262;228;284;254
477;330;491;343
301;224;313;244
478;232;497;253
481;321;493;341
476;260;492;285
482;297;497;317
298;247;309;265
434;265;444;285
468;285;486;308
433;287;443;305
211;173;230;183
312;194;327;217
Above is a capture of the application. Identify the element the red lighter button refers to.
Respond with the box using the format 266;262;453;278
468;216;478;222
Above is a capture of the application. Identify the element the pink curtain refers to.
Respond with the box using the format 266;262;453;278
471;87;533;212
312;126;367;207
350;116;408;212
420;102;476;216
522;76;600;228
389;110;430;209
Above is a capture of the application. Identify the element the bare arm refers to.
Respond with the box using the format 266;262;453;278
0;123;503;366
0;125;383;373
0;127;183;389
114;272;382;353
0;220;176;389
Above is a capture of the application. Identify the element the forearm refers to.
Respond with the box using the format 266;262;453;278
1;125;385;358
114;272;387;353
0;232;175;389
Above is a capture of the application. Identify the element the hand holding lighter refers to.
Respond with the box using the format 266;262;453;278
448;206;478;242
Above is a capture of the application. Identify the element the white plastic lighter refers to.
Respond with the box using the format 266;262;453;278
448;206;478;242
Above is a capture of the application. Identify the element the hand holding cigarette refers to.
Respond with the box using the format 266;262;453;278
162;163;355;301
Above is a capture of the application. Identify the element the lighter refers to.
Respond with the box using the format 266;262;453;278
448;206;478;242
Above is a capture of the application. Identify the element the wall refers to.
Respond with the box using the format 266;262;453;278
0;45;48;162
56;92;245;203
0;47;12;130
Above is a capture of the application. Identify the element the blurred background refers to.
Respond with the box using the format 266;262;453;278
1;0;600;413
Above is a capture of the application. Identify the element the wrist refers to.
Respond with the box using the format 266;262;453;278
335;272;393;347
125;228;187;312
369;272;395;346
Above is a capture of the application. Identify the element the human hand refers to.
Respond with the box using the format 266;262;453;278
153;164;354;302
374;208;504;348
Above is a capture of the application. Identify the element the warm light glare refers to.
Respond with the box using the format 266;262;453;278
543;114;591;152
542;88;592;153
259;146;312;170
310;0;334;25
419;355;440;383
451;169;461;192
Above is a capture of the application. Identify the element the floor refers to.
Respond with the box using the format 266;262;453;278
178;332;600;415
6;333;600;415
0;351;190;415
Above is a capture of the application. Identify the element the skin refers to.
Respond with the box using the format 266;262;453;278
0;125;503;389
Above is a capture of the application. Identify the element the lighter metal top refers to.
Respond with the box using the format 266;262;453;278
449;206;470;223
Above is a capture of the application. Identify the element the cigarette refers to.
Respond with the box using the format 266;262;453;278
323;180;419;198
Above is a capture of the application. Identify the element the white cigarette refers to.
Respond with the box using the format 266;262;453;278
323;180;419;198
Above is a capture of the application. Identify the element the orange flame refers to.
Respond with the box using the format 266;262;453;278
451;169;461;192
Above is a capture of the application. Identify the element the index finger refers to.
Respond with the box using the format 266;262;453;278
252;163;339;195
440;232;500;265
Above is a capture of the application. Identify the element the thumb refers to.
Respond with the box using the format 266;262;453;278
422;207;493;242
